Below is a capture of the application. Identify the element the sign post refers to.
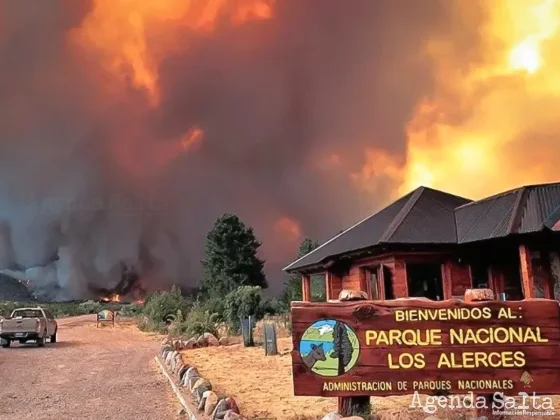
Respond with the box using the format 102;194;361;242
264;323;278;356
241;316;254;347
465;288;504;420
291;292;560;417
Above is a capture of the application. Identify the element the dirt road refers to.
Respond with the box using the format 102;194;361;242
0;315;181;420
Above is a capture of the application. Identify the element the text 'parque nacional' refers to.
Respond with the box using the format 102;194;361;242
291;299;560;397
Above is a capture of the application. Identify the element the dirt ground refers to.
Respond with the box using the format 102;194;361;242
182;337;560;420
0;315;181;420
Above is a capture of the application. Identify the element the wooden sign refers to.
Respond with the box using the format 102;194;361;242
291;298;560;397
96;309;115;328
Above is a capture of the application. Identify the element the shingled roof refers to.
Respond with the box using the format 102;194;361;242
284;186;471;272
284;182;560;273
456;183;560;243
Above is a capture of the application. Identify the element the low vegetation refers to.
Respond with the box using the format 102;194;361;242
0;214;317;340
134;214;290;338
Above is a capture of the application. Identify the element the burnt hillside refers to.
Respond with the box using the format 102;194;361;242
0;274;35;302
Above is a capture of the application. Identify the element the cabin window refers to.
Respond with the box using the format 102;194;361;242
406;263;444;301
383;265;395;300
310;274;326;302
369;268;379;300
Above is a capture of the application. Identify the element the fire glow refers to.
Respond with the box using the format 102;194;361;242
72;0;274;104
398;0;560;199
100;294;121;303
4;0;560;302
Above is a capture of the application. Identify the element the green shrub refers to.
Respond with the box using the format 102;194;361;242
200;297;226;322
79;300;102;314
137;316;167;334
224;286;265;333
261;296;282;315
119;303;142;317
169;304;219;338
142;285;192;326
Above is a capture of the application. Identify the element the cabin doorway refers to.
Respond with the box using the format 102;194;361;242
369;268;380;300
407;263;444;300
368;266;395;300
471;262;490;289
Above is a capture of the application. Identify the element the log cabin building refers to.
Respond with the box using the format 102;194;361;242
284;182;560;302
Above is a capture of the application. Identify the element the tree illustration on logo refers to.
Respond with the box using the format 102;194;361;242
330;321;354;375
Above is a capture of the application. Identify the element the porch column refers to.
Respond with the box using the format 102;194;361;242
378;265;386;300
441;262;452;300
519;244;535;298
393;260;408;298
301;274;311;302
488;265;505;298
538;250;555;299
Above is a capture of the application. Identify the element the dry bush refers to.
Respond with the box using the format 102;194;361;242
253;314;291;343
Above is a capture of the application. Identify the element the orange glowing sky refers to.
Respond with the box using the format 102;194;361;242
72;0;560;244
399;0;560;200
73;0;273;105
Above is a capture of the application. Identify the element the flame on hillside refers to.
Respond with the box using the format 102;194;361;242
100;294;121;303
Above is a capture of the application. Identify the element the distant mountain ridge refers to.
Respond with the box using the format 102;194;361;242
304;326;334;341
0;274;35;302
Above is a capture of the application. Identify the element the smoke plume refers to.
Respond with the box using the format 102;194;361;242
0;0;558;300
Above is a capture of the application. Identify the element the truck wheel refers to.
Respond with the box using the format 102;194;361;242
37;332;46;347
1;339;10;348
51;331;57;343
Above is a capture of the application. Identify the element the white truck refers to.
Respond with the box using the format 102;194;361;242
0;307;57;348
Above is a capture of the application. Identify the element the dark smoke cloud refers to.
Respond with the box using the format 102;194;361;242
0;0;476;299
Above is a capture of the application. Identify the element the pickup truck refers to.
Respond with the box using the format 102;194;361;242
0;307;57;348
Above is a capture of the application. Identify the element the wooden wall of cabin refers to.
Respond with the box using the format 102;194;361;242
301;237;560;303
339;257;408;299
392;260;408;298
468;240;558;300
342;266;362;292
326;271;343;300
339;254;450;300
441;260;472;298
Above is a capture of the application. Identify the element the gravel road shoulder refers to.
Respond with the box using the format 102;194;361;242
0;314;182;420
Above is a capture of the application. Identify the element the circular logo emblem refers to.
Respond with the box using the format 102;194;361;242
299;319;360;377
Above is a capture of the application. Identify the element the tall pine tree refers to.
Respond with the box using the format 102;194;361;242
331;321;354;375
200;214;267;298
281;237;320;305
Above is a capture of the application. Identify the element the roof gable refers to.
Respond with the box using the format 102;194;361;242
284;187;470;272
389;187;471;243
283;190;413;272
284;182;560;273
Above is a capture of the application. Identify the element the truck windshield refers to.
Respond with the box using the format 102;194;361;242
11;310;43;318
